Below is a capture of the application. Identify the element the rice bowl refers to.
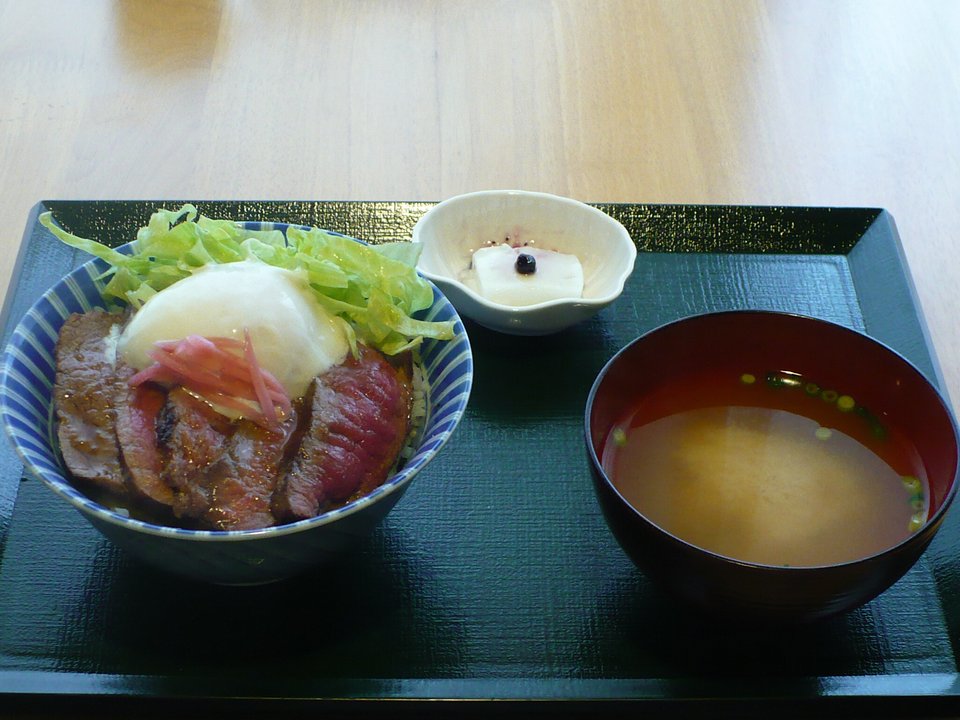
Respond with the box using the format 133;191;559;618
0;219;474;584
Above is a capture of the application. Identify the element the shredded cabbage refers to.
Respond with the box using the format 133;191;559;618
39;205;455;355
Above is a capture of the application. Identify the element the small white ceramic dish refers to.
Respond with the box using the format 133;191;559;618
412;190;636;335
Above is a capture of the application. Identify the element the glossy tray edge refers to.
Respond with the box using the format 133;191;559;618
2;202;959;715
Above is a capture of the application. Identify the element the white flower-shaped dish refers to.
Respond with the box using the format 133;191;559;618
412;190;637;335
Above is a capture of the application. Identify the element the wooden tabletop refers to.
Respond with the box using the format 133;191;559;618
3;0;959;397
2;0;960;716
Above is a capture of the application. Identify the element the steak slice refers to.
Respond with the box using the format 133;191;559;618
54;310;129;496
158;388;297;531
200;413;298;530
115;379;171;508
160;388;233;521
273;345;413;522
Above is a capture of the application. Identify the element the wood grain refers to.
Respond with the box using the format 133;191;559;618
2;0;958;387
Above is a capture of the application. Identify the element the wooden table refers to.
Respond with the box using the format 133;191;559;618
3;0;959;403
2;1;960;717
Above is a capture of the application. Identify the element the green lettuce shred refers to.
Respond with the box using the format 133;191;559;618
39;205;455;355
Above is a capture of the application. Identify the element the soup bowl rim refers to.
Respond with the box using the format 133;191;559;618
584;308;960;572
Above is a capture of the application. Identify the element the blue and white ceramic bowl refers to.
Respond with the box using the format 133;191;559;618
0;223;473;585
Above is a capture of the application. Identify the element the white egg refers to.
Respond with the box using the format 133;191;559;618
117;261;348;398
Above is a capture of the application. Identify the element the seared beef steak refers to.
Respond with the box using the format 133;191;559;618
116;381;171;507
200;413;299;530
273;346;412;521
121;386;299;530
159;388;233;519
273;345;413;522
54;310;129;496
54;311;415;530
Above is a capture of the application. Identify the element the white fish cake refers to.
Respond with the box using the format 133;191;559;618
471;244;584;306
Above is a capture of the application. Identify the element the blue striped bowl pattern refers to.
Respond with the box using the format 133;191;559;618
0;222;474;585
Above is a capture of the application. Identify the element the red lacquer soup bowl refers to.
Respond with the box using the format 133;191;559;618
585;310;959;622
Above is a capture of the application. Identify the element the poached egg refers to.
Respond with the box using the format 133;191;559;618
117;260;349;398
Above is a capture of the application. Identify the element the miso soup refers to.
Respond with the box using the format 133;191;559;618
601;370;928;567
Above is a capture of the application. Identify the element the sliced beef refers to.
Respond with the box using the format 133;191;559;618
200;413;298;530
115;379;171;508
156;389;298;531
54;310;129;496
273;345;413;522
57;311;413;531
160;388;233;520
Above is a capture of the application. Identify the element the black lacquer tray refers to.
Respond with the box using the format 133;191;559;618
1;201;959;718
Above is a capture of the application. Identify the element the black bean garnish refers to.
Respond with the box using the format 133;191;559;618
515;253;536;275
